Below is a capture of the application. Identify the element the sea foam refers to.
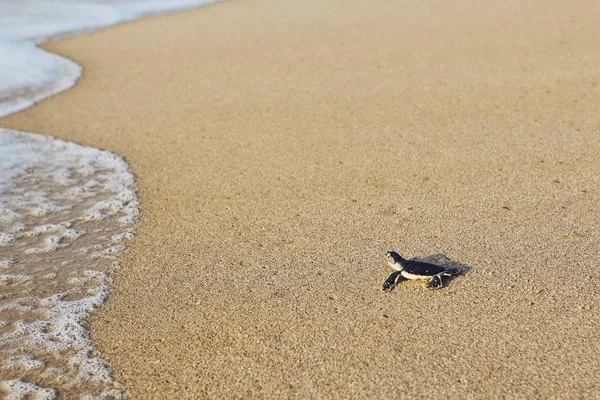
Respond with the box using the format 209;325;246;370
0;129;138;398
0;0;219;117
0;0;218;398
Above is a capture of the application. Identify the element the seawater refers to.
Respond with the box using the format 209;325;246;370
0;0;219;117
0;130;138;398
0;1;218;398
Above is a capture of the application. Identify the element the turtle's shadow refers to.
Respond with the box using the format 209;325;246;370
414;253;472;286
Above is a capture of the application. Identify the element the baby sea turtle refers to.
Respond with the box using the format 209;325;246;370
382;250;460;291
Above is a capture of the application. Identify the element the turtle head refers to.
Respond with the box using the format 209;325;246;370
386;251;405;270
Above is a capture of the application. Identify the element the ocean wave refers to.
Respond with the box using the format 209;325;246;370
0;0;218;397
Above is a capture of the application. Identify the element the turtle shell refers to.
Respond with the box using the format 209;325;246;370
400;259;447;277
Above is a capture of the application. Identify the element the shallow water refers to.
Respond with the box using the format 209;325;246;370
0;0;218;397
0;0;219;117
0;129;138;398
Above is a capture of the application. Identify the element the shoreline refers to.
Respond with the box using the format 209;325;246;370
0;0;220;118
0;1;220;397
3;0;600;397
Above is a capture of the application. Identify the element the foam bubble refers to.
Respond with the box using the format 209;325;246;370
2;356;46;371
0;129;138;398
0;233;19;247
0;380;56;400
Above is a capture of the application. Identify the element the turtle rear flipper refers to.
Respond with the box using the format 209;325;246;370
382;270;404;292
426;275;443;289
445;268;460;276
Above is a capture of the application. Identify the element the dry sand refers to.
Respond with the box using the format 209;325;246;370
2;0;600;397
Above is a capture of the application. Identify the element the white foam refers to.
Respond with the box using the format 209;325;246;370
0;1;220;397
2;356;46;371
0;274;34;284
0;129;141;397
0;233;19;247
0;0;220;118
0;380;56;400
0;39;82;118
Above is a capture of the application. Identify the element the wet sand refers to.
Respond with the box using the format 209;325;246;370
2;0;599;397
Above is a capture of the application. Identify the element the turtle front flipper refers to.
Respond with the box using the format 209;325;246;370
382;270;404;292
426;275;443;289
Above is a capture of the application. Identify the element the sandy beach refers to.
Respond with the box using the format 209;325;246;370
2;0;599;397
